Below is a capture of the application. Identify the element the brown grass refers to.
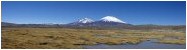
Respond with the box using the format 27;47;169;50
1;28;186;49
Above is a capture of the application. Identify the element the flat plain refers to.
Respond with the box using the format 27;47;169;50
1;27;186;49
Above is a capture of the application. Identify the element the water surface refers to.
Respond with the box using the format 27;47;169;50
83;39;186;49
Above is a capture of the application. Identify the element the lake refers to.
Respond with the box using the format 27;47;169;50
83;39;186;49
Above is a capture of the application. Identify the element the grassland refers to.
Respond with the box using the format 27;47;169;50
1;28;186;49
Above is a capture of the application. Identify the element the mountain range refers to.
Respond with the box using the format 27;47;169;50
2;16;185;30
67;16;132;27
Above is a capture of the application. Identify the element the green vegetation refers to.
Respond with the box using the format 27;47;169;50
1;28;186;49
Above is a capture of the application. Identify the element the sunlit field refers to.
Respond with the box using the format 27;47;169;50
2;27;185;49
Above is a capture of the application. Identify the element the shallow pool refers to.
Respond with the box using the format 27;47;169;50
83;39;186;49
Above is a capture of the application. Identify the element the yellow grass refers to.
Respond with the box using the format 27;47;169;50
1;28;186;49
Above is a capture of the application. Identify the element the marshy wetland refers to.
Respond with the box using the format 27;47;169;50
1;28;186;49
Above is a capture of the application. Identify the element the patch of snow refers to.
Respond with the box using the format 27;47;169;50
100;16;126;23
78;18;94;23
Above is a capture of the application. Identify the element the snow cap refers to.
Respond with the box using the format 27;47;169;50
100;16;126;23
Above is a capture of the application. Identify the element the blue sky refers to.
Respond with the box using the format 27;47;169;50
2;1;186;25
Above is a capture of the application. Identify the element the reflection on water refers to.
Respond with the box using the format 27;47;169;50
83;39;186;49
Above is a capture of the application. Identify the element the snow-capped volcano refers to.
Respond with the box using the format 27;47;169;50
78;18;94;23
100;16;126;23
67;16;130;27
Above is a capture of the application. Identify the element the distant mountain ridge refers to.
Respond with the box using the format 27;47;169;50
1;16;186;30
67;16;130;27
